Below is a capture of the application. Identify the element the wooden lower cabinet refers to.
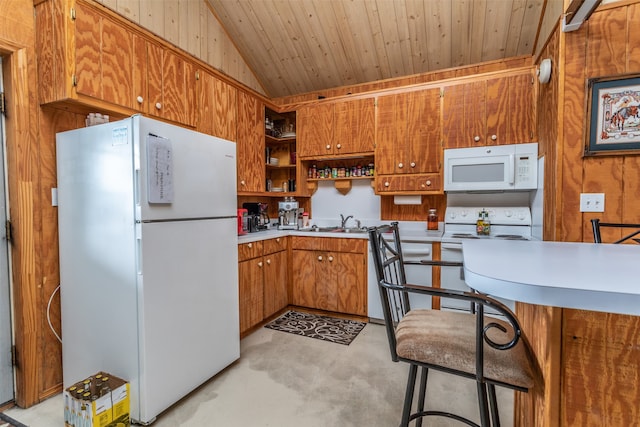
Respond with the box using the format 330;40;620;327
238;237;288;335
291;237;367;316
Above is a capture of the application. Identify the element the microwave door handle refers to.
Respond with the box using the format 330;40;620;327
508;154;515;184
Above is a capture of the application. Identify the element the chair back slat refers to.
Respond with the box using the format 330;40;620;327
591;219;640;244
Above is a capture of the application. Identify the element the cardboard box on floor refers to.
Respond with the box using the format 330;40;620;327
63;371;130;427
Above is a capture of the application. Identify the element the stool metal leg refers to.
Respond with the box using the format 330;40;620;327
415;367;429;427
488;384;500;427
401;364;418;427
476;382;491;427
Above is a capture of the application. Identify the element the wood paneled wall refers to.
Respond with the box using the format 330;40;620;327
517;2;640;426
561;2;640;243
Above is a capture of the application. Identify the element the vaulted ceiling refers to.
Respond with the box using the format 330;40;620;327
206;0;559;98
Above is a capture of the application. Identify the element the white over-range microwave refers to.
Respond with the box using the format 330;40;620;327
443;143;538;192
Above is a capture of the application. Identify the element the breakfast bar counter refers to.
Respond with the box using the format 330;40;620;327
461;239;640;426
462;239;640;316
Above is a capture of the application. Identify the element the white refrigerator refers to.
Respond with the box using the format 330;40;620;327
56;115;239;424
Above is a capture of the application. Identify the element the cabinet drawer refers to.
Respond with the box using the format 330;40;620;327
263;236;287;255
375;173;442;194
291;236;366;253
238;241;264;261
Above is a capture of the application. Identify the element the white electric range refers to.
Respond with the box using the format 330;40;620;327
440;206;533;313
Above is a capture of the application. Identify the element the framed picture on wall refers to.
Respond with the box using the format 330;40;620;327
585;74;640;155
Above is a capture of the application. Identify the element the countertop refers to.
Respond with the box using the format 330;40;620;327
462;239;640;316
237;222;444;244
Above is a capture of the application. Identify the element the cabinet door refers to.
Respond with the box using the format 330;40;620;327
263;250;288;318
236;91;265;193
197;70;238;141
101;17;134;109
334;98;375;156
507;73;535;143
443;82;486;148
147;43;196;126
406;89;441;173
375;93;405;175
463;81;486;146
485;77;509;145
334;252;366;316
132;34;148;112
292;250;317;308
297;103;334;158
239;258;264;334
74;2;101;100
317;252;337;312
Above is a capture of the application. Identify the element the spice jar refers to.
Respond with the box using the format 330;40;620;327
427;209;438;230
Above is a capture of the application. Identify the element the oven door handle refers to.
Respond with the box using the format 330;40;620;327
442;242;463;251
402;248;431;257
415;260;463;267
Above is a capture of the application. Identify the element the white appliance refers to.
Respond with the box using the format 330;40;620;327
444;143;538;192
56;115;239;424
440;206;533;314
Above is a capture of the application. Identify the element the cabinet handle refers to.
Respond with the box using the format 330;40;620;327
336;143;341;149
266;259;271;265
384;181;390;187
426;180;432;186
247;243;252;248
491;134;497;141
155;102;162;110
410;162;416;168
136;96;144;104
326;144;331;150
328;256;334;262
276;238;280;242
474;136;480;142
317;255;323;261
257;261;263;267
398;162;403;168
240;180;246;186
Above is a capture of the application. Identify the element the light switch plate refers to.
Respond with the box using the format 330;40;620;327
580;193;605;212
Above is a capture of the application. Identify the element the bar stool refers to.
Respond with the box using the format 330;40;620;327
368;222;541;427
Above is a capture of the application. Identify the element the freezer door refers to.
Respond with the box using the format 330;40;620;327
136;217;239;423
134;116;237;221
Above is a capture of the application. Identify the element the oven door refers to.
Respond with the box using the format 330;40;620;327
440;242;472;312
440;242;515;315
401;242;433;310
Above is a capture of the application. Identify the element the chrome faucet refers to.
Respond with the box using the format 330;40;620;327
340;214;353;228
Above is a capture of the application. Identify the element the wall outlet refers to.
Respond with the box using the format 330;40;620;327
580;193;605;212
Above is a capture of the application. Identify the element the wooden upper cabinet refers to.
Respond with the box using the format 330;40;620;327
147;43;196;127
443;72;534;148
236;91;265;193
36;0;197;128
375;88;441;193
333;98;375;156
298;98;374;159
197;70;238;141
297;103;335;158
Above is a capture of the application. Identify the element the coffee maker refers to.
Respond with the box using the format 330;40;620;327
278;197;299;230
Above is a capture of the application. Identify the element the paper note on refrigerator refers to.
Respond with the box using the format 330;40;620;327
147;135;174;203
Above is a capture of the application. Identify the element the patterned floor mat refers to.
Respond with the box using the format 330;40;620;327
265;311;366;345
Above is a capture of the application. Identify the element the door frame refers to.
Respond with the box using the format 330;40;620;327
1;42;43;407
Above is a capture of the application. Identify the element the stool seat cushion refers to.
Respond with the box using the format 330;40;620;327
396;309;536;389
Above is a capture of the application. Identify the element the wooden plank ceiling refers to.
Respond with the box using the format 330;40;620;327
207;0;547;98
